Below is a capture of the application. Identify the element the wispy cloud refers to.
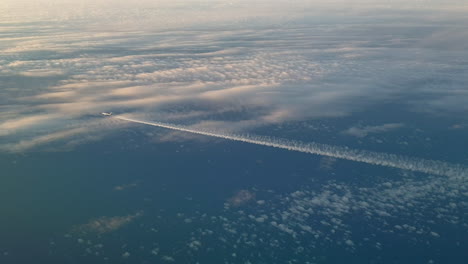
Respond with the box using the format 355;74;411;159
1;127;89;152
0;113;61;136
343;123;404;138
72;211;143;234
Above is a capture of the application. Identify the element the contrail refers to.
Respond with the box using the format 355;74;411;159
115;115;468;178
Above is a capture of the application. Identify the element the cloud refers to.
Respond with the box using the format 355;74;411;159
1;0;467;152
0;113;61;136
33;91;76;99
4;2;468;262
73;211;143;234
1;127;88;152
62;161;468;261
226;190;256;207
420;27;468;51
114;182;139;191
18;70;65;77
0;118;123;152
343;123;404;138
203;168;467;259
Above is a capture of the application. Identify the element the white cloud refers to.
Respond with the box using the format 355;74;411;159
18;70;65;77
343;123;404;138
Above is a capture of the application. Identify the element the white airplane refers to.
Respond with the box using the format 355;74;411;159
101;112;113;116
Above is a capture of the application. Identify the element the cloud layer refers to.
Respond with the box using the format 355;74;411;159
1;1;468;152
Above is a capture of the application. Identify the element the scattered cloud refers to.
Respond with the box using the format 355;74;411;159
62;163;468;261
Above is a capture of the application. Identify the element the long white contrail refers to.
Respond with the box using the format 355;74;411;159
114;115;468;178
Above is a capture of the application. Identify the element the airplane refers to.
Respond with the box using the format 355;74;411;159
101;112;113;116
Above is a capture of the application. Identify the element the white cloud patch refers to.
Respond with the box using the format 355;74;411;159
73;211;143;234
18;69;65;77
343;123;404;138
